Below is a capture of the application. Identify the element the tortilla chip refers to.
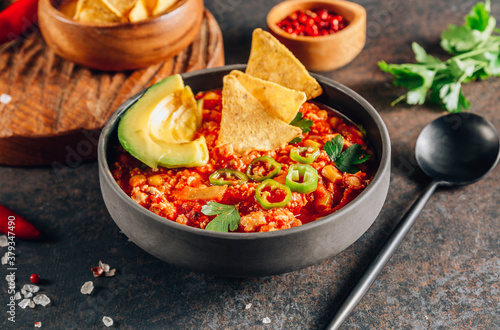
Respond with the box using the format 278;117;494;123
128;0;149;22
229;70;306;124
246;28;323;100
218;75;301;154
74;0;124;23
102;0;138;17
152;0;177;16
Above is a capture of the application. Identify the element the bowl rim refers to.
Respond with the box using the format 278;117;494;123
98;64;391;241
42;0;192;28
266;0;366;42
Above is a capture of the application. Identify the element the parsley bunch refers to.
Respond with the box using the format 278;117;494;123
379;0;500;112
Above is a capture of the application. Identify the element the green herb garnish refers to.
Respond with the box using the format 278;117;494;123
379;0;499;112
324;135;370;174
289;137;302;144
201;201;240;232
290;112;313;133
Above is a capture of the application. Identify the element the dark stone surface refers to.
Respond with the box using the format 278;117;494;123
1;0;499;328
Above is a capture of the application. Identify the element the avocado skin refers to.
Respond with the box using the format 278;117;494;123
118;74;208;169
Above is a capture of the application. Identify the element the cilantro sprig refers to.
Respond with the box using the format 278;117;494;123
201;201;240;232
324;135;370;174
379;0;500;112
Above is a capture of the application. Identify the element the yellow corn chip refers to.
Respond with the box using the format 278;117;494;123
217;75;301;154
102;0;138;17
74;0;124;23
129;0;149;22
229;70;306;124
143;0;157;15
246;28;323;100
152;0;177;16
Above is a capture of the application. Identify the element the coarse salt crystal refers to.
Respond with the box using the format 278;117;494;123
99;261;111;273
80;281;94;295
33;294;51;307
262;317;271;324
0;94;12;104
102;316;113;327
35;322;42;328
18;298;30;309
23;291;33;298
245;303;252;309
29;300;35;308
14;292;22;300
1;252;8;265
0;235;8;247
22;284;40;293
105;269;116;277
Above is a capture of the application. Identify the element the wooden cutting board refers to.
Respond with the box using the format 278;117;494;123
0;9;224;166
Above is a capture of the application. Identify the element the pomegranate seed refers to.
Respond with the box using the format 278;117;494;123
30;274;40;283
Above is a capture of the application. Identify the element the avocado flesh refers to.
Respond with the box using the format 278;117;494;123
118;74;208;169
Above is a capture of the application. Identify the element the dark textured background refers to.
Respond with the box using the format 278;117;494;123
1;0;499;328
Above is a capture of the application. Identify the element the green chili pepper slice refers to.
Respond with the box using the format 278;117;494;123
209;169;248;186
290;146;320;164
246;156;281;182
255;179;292;209
285;164;318;194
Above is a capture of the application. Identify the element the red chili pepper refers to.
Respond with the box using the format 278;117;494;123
0;0;39;45
0;205;41;239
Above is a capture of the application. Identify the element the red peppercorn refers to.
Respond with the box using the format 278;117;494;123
30;274;40;283
276;8;347;37
91;266;104;277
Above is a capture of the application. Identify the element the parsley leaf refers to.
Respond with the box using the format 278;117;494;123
201;201;240;232
337;145;370;173
289;137;302;144
290;112;313;133
323;135;343;161
324;135;370;174
379;0;500;113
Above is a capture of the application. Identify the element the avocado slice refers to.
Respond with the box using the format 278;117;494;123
118;74;209;169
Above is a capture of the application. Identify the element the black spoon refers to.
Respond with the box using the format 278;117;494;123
326;113;500;329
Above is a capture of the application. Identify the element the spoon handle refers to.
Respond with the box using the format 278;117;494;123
325;180;440;330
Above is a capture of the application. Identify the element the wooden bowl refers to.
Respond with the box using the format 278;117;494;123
267;0;366;72
38;0;204;71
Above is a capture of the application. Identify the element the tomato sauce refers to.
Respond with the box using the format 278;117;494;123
111;90;376;232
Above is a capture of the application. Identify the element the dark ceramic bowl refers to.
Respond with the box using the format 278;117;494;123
98;64;391;277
